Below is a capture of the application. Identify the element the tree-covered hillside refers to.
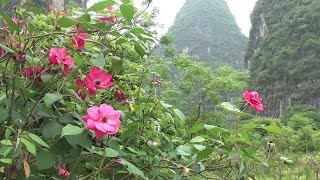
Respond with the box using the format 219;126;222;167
245;0;320;117
168;0;248;69
0;0;86;13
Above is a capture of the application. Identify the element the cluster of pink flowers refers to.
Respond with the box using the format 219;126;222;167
243;91;264;112
2;8;123;142
99;6;116;24
82;103;121;140
58;168;70;180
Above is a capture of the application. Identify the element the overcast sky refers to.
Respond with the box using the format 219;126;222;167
88;0;258;36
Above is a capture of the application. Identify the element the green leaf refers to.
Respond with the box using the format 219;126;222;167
42;121;63;139
193;144;206;151
120;3;135;23
132;41;145;57
228;150;240;159
21;138;36;155
25;54;40;63
126;147;139;155
196;148;213;162
204;125;230;136
237;160;248;179
87;0;116;11
61;124;83;137
110;56;123;74
0;12;18;31
23;90;38;99
0;140;12;146
34;152;56;170
0;43;16;55
0;158;12;164
0;107;8;123
28;133;49;148
176;145;193;156
118;159;147;179
58;17;78;28
78;13;91;22
58;113;77;124
218;102;240;112
44;93;63;107
262;125;281;134
90;53;105;69
65;132;91;148
173;109;186;122
13;137;21;158
1;0;9;8
187;124;204;134
40;74;53;83
105;147;119;157
160;101;172;109
2;146;12;157
190;136;206;143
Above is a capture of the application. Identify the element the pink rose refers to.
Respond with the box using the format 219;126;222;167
85;67;113;95
82;103;121;140
243;91;264;112
71;32;89;49
49;47;75;76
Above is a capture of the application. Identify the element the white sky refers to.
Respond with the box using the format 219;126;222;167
88;0;258;36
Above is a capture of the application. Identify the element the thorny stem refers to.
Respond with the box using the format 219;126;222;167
79;161;115;180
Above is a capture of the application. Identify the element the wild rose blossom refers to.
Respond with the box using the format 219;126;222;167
71;32;89;49
82;103;121;140
58;168;70;180
49;47;75;76
243;91;264;112
99;6;116;24
85;66;113;95
75;78;87;100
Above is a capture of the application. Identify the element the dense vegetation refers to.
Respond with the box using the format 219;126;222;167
0;0;279;179
168;0;248;69
0;0;319;179
0;0;86;13
245;0;320;117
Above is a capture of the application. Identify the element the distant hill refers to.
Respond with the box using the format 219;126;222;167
168;0;248;69
245;0;320;117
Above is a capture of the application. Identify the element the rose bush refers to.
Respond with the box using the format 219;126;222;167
0;1;277;179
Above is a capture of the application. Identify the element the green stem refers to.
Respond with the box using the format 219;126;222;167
8;64;19;122
28;75;63;118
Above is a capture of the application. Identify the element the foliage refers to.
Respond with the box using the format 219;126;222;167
245;0;320;117
149;39;250;128
0;0;282;179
